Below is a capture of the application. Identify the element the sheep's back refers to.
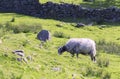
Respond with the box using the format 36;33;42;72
65;38;96;54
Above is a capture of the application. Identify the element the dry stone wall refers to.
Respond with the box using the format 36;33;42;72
0;0;120;22
0;0;40;15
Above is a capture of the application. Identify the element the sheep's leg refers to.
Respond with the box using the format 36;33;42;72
91;57;94;61
71;54;74;57
76;53;79;58
89;50;96;62
93;56;96;62
71;52;74;57
90;55;96;62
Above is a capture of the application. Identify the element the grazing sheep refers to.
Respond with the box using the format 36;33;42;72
58;38;96;62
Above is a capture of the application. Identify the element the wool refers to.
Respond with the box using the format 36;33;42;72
58;38;96;62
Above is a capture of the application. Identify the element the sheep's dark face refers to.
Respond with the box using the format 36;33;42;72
58;46;66;55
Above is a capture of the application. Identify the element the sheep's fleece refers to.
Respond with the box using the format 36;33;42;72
58;38;96;61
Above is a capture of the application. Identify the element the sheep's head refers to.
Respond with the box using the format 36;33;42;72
58;46;66;55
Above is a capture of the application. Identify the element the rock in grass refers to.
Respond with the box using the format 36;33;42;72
23;57;28;63
75;23;85;28
98;25;106;29
37;30;51;42
52;67;61;71
16;57;28;63
12;50;25;57
17;58;22;62
26;55;32;61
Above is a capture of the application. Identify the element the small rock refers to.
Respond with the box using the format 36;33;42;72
26;55;32;61
98;25;106;29
87;22;93;26
23;57;28;63
52;67;61;71
17;58;22;62
12;50;25;57
75;23;85;28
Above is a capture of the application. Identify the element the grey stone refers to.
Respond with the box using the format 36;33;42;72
26;55;32;61
37;30;51;42
52;67;61;71
12;50;25;57
17;58;22;62
23;57;28;63
75;23;85;28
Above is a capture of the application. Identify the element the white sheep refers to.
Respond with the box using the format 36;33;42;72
58;38;96;62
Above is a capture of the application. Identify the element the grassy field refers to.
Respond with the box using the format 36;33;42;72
39;0;83;4
39;0;120;8
0;12;120;79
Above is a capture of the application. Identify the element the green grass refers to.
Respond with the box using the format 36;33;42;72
39;0;120;8
39;0;83;4
0;13;120;79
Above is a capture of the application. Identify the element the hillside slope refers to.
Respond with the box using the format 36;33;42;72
0;13;120;79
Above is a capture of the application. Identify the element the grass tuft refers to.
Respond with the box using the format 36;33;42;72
97;39;120;55
97;56;110;67
101;72;111;79
53;31;70;39
12;23;42;33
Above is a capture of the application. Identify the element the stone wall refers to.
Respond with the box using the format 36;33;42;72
0;0;120;22
0;0;40;15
